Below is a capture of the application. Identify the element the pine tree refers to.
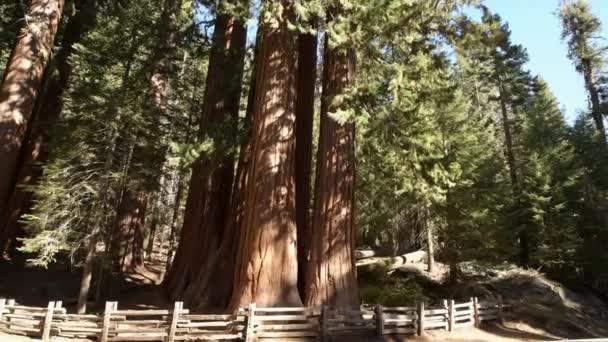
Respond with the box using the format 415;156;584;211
560;0;607;144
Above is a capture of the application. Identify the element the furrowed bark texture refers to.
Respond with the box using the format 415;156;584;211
0;0;65;233
0;0;97;259
304;37;359;309
187;34;259;311
295;31;317;297
228;0;301;309
164;1;247;305
113;189;148;272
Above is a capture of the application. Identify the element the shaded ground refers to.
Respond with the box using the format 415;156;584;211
0;248;171;313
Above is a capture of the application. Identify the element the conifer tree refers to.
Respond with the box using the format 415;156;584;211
228;0;301;309
560;0;607;144
0;0;65;231
0;0;99;260
164;0;248;307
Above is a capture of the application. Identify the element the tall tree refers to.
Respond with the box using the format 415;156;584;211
560;0;607;144
0;0;65;230
228;0;301;309
0;0;98;260
112;0;183;273
304;4;358;308
164;0;248;305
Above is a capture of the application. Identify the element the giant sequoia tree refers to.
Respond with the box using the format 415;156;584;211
228;0;301;309
164;0;248;307
0;0;98;260
304;6;358;308
0;0;65;237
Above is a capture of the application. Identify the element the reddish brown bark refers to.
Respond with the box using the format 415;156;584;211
228;0;301;309
0;0;65;229
0;0;97;260
295;31;317;297
181;37;258;310
113;189;147;272
164;2;248;304
304;37;359;308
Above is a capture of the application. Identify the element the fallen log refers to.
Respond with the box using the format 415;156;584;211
356;251;427;271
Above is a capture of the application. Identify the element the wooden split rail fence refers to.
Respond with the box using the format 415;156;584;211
0;297;507;341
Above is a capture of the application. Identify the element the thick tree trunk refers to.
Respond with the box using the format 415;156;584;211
164;1;247;305
304;35;358;308
113;189;147;272
228;0;301;309
295;30;317;297
184;34;259;311
0;0;97;260
0;0;65;229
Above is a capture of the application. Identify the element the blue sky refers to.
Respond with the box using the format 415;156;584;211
481;0;608;123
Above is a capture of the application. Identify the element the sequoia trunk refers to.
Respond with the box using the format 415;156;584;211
164;0;247;304
0;0;97;259
304;36;359;308
0;0;65;227
228;0;301;309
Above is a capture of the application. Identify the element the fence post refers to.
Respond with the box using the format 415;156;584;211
245;303;256;342
6;299;14;329
41;301;55;341
497;295;504;324
0;299;5;321
167;301;182;342
55;301;63;309
472;297;480;327
375;304;384;336
100;301;114;342
321;305;328;342
417;301;425;336
449;300;454;331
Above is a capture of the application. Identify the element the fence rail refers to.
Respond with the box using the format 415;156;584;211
0;297;506;341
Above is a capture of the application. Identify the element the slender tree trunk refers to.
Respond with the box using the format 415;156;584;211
304;33;358;308
76;26;139;313
111;0;182;274
165;167;186;271
0;0;97;260
0;0;65;229
228;0;301;309
426;218;435;273
164;0;247;305
498;86;529;266
295;29;317;297
581;58;607;143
